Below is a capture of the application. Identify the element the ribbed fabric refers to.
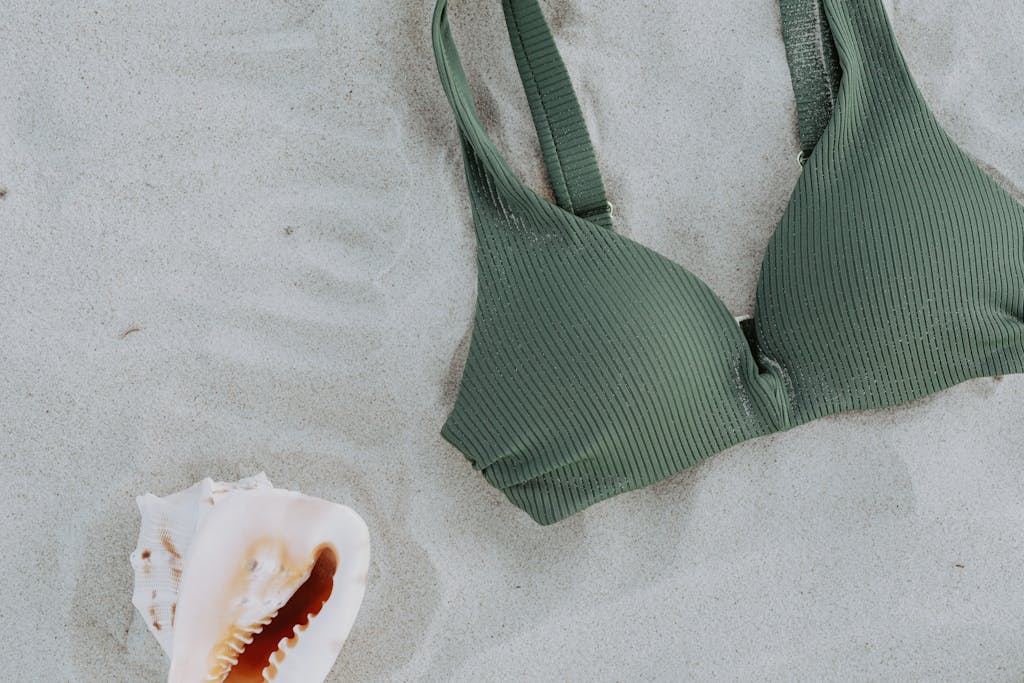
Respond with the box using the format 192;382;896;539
432;0;1024;524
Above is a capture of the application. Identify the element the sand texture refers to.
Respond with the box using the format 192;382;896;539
1;0;1023;680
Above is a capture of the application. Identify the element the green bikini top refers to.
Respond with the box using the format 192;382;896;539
432;0;1024;524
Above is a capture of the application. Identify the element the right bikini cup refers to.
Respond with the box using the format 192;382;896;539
432;0;1024;524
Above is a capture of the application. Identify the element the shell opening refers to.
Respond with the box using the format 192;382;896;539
219;545;338;682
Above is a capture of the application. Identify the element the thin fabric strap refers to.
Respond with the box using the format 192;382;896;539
502;0;613;228
778;0;843;162
433;0;614;230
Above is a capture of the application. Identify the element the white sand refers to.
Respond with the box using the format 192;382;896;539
2;0;1023;680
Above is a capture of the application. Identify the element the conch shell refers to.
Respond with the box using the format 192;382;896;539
130;475;370;682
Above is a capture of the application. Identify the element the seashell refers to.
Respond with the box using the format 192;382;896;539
130;475;370;682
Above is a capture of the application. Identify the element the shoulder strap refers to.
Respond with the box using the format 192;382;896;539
502;0;613;228
778;0;843;161
433;0;614;230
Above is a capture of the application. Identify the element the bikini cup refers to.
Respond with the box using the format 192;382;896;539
433;0;1024;524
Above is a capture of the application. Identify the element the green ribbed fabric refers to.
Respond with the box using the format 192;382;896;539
432;0;1024;524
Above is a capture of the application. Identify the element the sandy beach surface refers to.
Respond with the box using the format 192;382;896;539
2;0;1023;680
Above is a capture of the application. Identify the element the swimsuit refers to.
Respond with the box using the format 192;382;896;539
432;0;1024;524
